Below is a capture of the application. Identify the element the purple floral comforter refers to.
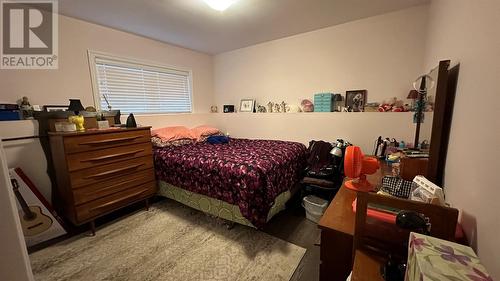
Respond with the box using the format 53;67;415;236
154;138;307;228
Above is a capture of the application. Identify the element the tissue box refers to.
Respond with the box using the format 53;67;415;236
406;232;491;281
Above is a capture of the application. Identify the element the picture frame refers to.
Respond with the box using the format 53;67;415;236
345;90;367;112
43;105;68;112
239;99;255;113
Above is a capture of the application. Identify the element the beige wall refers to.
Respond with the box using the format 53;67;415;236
423;0;500;278
214;112;432;153
214;5;428;109
0;14;217;203
0;14;214;114
213;6;430;149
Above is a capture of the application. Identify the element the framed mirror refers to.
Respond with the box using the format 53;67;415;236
426;60;460;186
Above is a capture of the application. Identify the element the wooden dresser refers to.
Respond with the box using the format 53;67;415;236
49;127;156;234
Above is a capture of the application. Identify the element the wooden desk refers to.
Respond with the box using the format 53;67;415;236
318;165;388;281
351;250;384;281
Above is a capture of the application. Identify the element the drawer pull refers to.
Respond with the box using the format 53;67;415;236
81;149;145;162
84;164;143;179
94;176;148;194
79;136;142;146
90;190;147;212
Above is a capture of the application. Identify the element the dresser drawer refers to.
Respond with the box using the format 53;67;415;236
75;181;156;222
66;142;153;172
73;169;156;205
64;129;151;153
70;156;154;188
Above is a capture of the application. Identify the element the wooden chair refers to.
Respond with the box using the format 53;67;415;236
350;192;459;281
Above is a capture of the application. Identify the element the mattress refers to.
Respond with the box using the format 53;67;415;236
153;138;307;228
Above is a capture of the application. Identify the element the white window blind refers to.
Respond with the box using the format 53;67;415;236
93;56;192;114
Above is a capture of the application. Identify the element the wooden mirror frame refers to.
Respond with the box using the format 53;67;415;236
426;60;460;186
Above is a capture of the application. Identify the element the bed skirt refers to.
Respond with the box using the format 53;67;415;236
157;181;291;228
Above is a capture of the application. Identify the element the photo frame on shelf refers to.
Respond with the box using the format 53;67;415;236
345;90;367;112
239;99;255;113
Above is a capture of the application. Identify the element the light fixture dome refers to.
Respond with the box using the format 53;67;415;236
203;0;237;11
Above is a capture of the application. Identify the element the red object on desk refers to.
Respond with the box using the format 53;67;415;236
353;198;466;243
352;198;396;224
344;146;380;192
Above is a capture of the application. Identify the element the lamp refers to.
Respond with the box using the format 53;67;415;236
67;99;85;131
68;99;84;114
407;90;419;111
203;0;237;11
407;90;418;99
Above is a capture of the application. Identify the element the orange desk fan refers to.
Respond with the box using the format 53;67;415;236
344;146;380;192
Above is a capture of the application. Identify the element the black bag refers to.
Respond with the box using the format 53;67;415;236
306;140;334;179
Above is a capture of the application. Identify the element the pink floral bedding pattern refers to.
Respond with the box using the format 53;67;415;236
154;138;307;228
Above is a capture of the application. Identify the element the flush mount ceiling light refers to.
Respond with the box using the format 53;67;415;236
203;0;238;11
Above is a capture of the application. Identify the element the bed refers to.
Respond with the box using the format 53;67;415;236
153;138;307;228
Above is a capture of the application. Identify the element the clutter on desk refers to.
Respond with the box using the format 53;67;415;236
410;175;446;206
380;176;415;199
374;136;430;161
407;232;492;281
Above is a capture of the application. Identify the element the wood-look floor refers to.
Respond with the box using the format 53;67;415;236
263;206;321;281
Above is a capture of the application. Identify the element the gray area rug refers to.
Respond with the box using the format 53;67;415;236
30;200;306;281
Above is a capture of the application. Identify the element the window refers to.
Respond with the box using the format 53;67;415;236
89;51;192;114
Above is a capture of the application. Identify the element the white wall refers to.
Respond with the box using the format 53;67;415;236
215;112;433;153
0;14;214;114
423;0;500;278
0;141;34;281
0;14;218;202
213;6;430;149
214;5;428;109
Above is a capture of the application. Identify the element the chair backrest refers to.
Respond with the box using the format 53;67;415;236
353;191;458;260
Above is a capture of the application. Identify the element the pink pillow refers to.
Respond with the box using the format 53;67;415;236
151;126;195;141
191;125;221;141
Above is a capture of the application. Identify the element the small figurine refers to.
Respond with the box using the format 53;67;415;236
280;101;286;113
257;105;267;113
267;102;274;113
19;96;33;119
273;103;281;113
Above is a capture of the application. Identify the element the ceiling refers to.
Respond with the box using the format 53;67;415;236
58;0;429;54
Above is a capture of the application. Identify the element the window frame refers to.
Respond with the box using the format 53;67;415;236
87;50;194;115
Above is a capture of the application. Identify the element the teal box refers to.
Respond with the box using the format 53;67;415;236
314;93;334;112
